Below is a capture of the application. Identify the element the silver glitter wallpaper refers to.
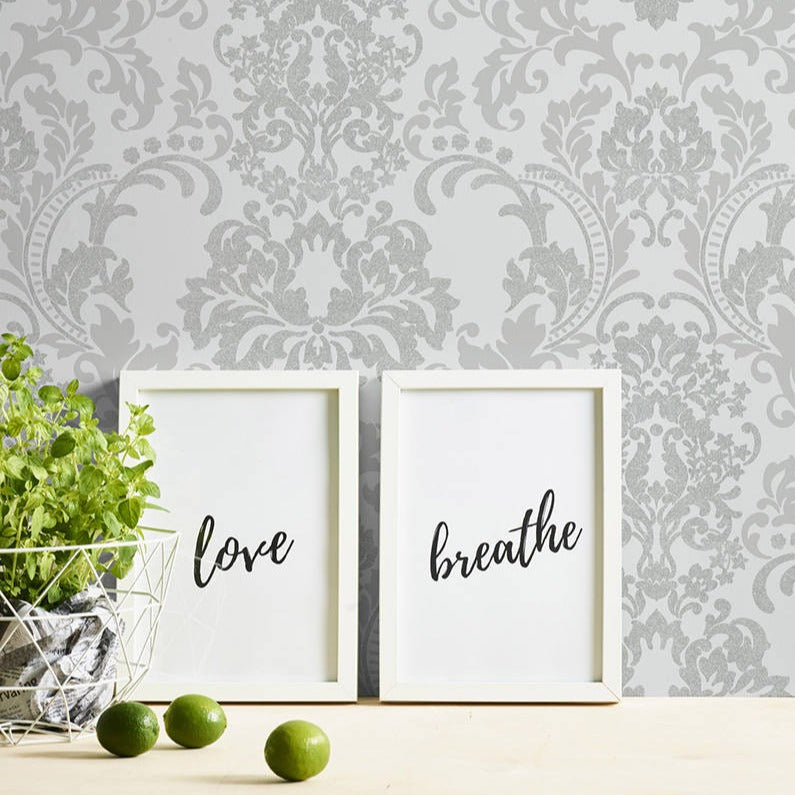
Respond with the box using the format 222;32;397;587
1;0;794;696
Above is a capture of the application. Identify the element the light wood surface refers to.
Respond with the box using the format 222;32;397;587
3;698;791;793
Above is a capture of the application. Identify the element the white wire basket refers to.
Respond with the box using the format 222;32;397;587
0;527;178;744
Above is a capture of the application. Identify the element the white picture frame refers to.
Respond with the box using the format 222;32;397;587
379;369;621;703
119;370;358;702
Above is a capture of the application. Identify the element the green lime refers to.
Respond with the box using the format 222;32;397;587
264;720;330;782
163;694;227;748
96;701;159;757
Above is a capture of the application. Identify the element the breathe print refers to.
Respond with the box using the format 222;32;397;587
429;489;584;581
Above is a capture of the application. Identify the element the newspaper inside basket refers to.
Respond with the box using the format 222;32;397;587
0;586;121;729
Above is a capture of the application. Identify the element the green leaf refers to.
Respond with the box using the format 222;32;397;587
138;415;156;435
6;416;23;436
30;505;45;539
137;438;156;462
91;428;108;451
66;378;79;397
106;480;127;500
51;432;76;458
56;462;77;488
128;460;154;478
2;358;21;381
30;464;48;481
139;480;160;498
70;394;95;418
125;402;147;417
118;497;142;529
39;552;53;581
5;456;26;479
16;389;32;410
110;544;136;579
103;510;123;536
38;385;63;404
79;465;104;496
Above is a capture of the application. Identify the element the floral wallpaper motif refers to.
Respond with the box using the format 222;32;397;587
2;0;794;696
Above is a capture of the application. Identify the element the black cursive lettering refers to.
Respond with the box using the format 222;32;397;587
429;489;584;582
193;514;295;589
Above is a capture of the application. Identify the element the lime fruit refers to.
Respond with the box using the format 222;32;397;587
163;694;227;748
264;720;330;781
96;701;159;757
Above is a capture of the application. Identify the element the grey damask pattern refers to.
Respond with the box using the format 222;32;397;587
179;207;456;369
623;0;692;30
2;0;794;696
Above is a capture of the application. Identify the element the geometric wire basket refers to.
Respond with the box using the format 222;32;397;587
0;527;178;744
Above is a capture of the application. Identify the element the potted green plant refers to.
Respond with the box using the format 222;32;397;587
0;332;174;741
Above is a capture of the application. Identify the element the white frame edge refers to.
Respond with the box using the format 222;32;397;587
378;369;622;703
119;369;359;702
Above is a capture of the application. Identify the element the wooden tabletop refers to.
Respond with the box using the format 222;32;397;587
2;698;791;793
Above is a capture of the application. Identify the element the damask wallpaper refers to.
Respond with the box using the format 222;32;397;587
1;0;794;696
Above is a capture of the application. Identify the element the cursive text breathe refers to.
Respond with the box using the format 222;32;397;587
429;489;583;581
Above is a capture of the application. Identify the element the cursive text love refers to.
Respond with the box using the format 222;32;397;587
193;514;295;588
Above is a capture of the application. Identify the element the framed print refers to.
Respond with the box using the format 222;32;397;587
119;370;358;702
379;369;621;703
